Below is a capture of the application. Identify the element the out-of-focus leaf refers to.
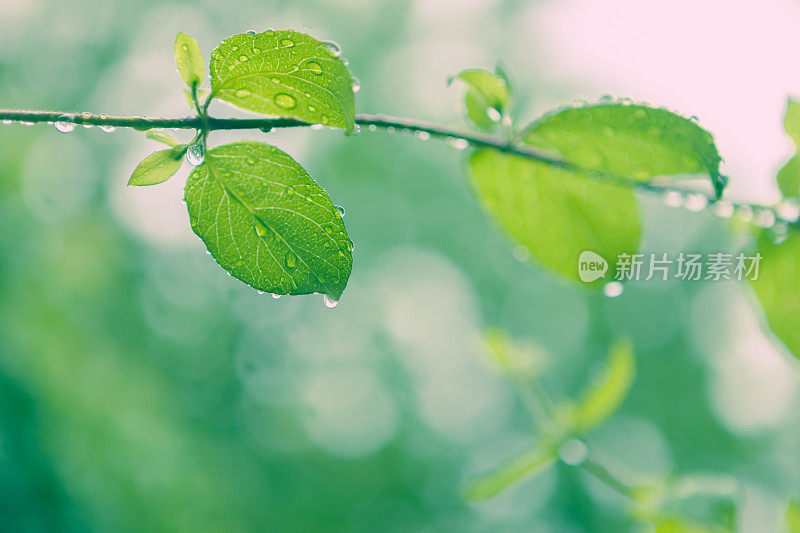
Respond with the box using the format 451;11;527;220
778;100;800;197
174;31;204;88
451;68;511;130
145;130;179;147
185;141;352;299
524;103;726;197
209;30;355;133
654;518;730;533
567;338;635;433
787;498;800;532
464;442;557;501
128;147;185;186
468;149;640;283
483;327;539;374
751;231;800;359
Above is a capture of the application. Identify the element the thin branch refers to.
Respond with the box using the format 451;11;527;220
0;108;795;230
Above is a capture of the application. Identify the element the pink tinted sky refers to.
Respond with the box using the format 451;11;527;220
526;0;800;202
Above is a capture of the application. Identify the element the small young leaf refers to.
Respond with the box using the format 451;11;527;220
174;31;204;88
451;68;511;130
464;442;557;501
524;103;726;197
785;99;800;147
468;149;641;283
145;130;178;147
751;231;800;360
182;87;208;111
128;147;185;186
185;141;352;299
209;30;355;133
566;339;635;434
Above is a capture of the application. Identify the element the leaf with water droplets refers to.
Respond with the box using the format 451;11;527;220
128;147;186;186
209;30;355;133
184;141;352;299
174;31;204;88
751;230;800;360
468;149;641;284
524;103;726;198
562;338;635;434
451;68;511;131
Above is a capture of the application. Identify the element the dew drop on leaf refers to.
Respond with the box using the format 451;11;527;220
306;61;323;75
712;200;734;218
235;89;249;98
1;119;12;125
334;205;345;216
185;142;205;166
271;293;282;299
286;254;297;268
280;38;294;47
274;93;296;109
246;156;256;165
239;55;248;62
322;40;342;57
351;77;361;93
323;294;339;309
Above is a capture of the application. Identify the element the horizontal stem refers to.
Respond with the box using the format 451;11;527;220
0;108;795;230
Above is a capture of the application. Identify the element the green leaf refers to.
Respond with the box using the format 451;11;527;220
209;30;355;134
778;100;800;197
145;130;179;147
524;103;726;198
464;442;557;501
174;31;204;88
184;141;352;299
751;230;800;359
468;149;641;283
777;156;800;198
451;68;511;130
787;498;800;532
128;147;185;186
566;338;635;434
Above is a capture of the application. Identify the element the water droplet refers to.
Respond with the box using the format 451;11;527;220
246;156;256;165
310;124;324;130
246;30;257;35
100;124;115;132
308;105;316;113
662;190;685;208
513;245;530;262
446;137;469;150
351;124;361;135
321;115;329;124
323;294;339;309
79;112;92;128
181;44;189;51
286;254;297;268
280;38;294;47
286;186;296;196
771;222;789;244
1;119;11;125
21;121;34;126
306;61;323;75
322;40;342;57
271;293;282;299
603;281;624;298
54;114;75;133
185;142;205;166
239;55;248;62
368;124;377;132
753;208;776;229
775;199;800;223
558;439;588;466
414;131;431;141
386;126;395;133
235;89;249;98
735;205;753;222
341;58;350;67
712;199;734;218
270;77;281;84
274;93;296;109
252;47;261;54
684;193;708;212
351;77;361;93
334;205;345;216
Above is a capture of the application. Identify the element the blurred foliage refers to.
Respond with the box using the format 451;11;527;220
0;1;799;532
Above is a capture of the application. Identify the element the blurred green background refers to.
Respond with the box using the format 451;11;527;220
1;0;800;531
